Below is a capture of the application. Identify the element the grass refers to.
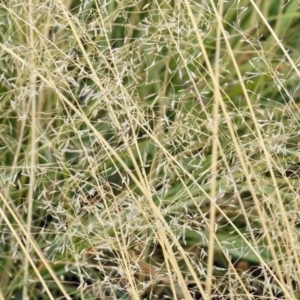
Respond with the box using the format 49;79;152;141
1;0;300;299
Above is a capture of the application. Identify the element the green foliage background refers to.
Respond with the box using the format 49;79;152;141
0;0;300;299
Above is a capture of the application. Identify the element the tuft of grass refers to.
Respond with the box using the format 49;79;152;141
1;0;300;299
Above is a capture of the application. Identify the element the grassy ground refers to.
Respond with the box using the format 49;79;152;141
1;0;300;299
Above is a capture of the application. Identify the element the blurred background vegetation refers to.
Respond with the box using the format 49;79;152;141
1;0;300;299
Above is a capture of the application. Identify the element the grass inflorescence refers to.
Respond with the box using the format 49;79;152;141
1;0;300;299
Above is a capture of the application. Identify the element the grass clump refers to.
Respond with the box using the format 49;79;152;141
1;0;300;299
